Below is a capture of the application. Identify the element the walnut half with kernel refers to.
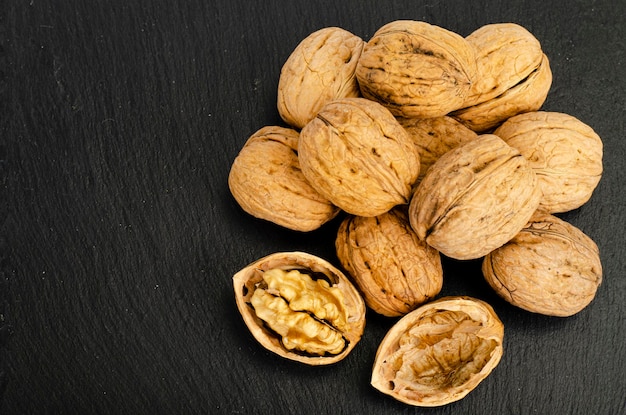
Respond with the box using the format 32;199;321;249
233;252;366;365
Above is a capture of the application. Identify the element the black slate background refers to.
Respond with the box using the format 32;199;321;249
2;0;625;414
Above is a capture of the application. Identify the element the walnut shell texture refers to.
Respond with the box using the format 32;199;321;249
482;211;602;317
228;126;340;231
409;134;541;260
233;251;366;365
356;20;477;118
494;111;603;213
277;27;365;129
462;23;544;109
299;97;420;217
371;296;504;407
398;115;479;184
452;52;552;133
335;208;443;317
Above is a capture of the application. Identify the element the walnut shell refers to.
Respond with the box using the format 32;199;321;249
335;208;443;317
233;251;366;365
494;111;603;213
409;134;542;260
371;296;504;407
398;115;479;184
228;126;340;231
277;27;365;129
356;20;477;118
298;97;420;217
461;23;544;109
482;211;602;316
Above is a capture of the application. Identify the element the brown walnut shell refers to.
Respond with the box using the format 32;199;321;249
461;23;544;109
452;52;552;133
228;126;340;231
233;251;366;365
482;211;602;317
371;296;504;407
277;27;365;129
298;97;420;217
409;134;542;260
494;111;603;213
398;115;479;184
356;20;477;118
335;208;443;317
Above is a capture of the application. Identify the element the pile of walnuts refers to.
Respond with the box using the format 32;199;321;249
229;20;603;407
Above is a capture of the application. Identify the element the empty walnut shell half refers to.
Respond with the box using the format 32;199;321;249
228;126;340;231
277;27;365;129
233;251;366;365
494;111;603;213
335;208;443;317
409;134;542;260
371;296;504;407
299;97;420;217
356;20;477;118
482;211;602;317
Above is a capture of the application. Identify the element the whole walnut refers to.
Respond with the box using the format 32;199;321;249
494;111;603;213
482;211;602;317
356;20;477;118
398;116;479;184
298;97;420;217
409;134;541;260
335;208;443;317
277;27;365;129
451;23;552;132
228;126;340;231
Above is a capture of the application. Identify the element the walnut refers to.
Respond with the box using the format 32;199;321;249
451;23;552;132
233;252;366;365
494;111;603;213
335;208;443;317
408;134;541;260
356;20;477;118
277;27;365;129
398;115;479;184
298;97;420;217
482;211;602;317
228;126;340;231
371;296;504;406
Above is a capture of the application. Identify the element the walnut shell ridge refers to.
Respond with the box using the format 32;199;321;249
277;27;365;129
409;134;542;260
356;20;477;118
228;126;340;231
494;111;603;213
299;97;420;217
335;208;443;317
482;211;602;316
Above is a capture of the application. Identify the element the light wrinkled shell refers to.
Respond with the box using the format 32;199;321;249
409;134;542;260
398;116;479;183
228;126;340;231
335;208;443;317
277;27;365;129
299;97;420;217
371;296;504;407
233;251;366;365
482;211;602;316
452;53;552;132
494;111;603;213
356;20;477;118
461;23;544;108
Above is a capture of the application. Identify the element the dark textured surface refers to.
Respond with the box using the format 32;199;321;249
2;0;625;414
